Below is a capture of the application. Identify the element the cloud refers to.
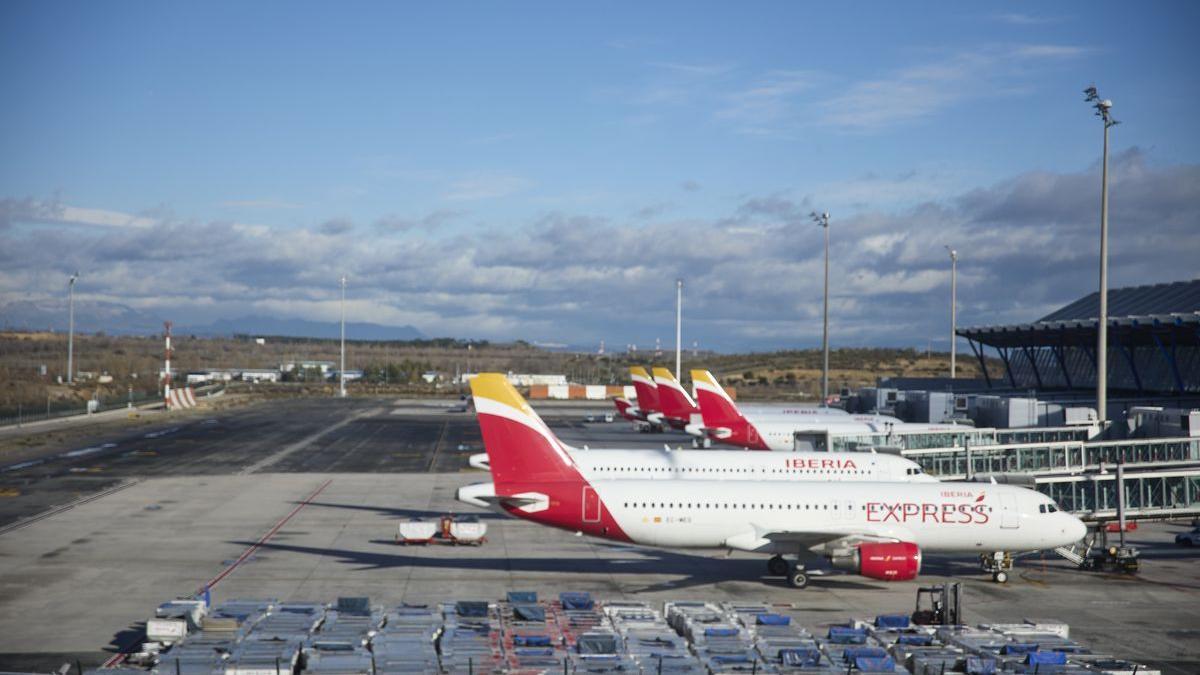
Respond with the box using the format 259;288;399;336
1;150;1195;350
319;218;354;235
443;173;534;201
819;45;1087;131
633;202;672;220
992;12;1060;26
0;197;157;229
374;209;468;233
716;70;819;134
681;180;702;193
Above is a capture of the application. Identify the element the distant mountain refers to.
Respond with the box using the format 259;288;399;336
0;299;166;335
0;301;423;341
192;316;424;341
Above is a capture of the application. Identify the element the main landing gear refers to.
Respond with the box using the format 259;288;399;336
980;551;1013;583
789;567;809;589
767;555;809;588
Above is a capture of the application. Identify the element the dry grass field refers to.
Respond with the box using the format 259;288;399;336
0;331;997;413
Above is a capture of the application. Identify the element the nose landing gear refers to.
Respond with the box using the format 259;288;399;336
980;551;1013;583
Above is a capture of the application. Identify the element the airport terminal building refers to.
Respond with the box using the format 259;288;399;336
958;279;1200;409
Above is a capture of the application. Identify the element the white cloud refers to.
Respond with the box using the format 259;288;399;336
1;150;1195;350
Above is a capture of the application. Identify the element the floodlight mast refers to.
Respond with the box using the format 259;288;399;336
945;246;958;379
1084;85;1118;426
339;274;347;398
675;278;683;381
810;211;830;406
67;272;78;384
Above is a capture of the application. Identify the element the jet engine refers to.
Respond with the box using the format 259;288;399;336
830;542;922;581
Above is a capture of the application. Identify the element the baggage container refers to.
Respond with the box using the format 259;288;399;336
1021;618;1070;638
560;592;594;610
396;519;437;544
146;617;188;644
448;517;487;544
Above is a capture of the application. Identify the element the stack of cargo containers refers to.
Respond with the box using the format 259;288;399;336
498;592;569;674
603;601;701;673
155;599;275;674
819;623;905;673
665;601;762;673
373;604;443;674
554;593;638;673
439;600;503;673
863;615;960;675
725;603;834;673
226;602;323;674
303;597;380;673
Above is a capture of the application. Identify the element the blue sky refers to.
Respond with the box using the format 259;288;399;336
2;2;1198;351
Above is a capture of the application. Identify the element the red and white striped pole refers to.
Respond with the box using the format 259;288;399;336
163;321;173;406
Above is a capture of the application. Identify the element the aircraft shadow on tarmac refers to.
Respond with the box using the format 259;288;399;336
301;500;506;521
233;538;884;592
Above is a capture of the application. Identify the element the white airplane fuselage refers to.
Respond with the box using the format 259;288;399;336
461;446;934;507
586;479;1083;554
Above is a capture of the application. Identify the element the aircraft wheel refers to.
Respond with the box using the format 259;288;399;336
767;556;789;576
788;570;809;589
992;571;1009;584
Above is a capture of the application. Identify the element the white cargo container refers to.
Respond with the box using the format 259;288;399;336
146;617;187;643
449;518;487;544
397;520;438;544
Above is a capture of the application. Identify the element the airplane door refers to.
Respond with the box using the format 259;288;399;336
582;486;601;523
1000;494;1019;529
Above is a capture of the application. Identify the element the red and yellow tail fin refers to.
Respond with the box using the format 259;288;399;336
629;366;661;413
651;366;699;419
469;374;579;487
690;369;742;427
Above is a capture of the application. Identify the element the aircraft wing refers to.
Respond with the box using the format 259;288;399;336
726;523;906;552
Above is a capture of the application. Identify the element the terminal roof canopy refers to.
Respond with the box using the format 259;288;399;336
958;279;1199;394
961;278;1200;348
1039;279;1200;323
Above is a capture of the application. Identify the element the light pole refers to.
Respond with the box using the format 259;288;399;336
945;246;958;379
339;274;347;398
810;211;830;406
1085;85;1118;425
67;272;78;384
675;278;683;381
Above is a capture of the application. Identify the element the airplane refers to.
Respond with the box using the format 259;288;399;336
650;367;702;434
611;396;638;423
692;369;964;451
653;366;902;445
461;416;937;507
616;366;667;431
468;373;1085;588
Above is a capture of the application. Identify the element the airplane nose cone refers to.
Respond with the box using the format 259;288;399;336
1067;516;1087;543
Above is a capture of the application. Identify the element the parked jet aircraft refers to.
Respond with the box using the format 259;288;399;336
692;370;962;451
468;373;1085;587
462;419;936;508
650;367;702;433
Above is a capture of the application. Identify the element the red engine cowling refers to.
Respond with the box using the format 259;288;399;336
854;542;922;581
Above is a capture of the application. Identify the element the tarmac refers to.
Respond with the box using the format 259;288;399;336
0;397;1197;673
